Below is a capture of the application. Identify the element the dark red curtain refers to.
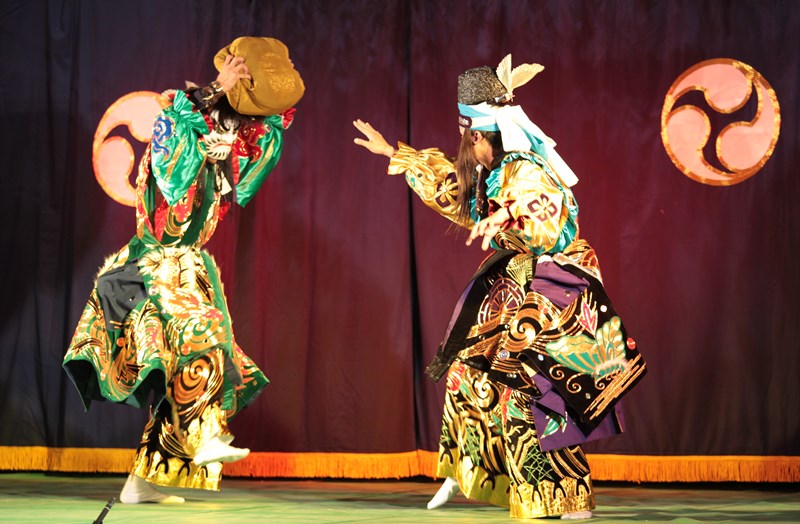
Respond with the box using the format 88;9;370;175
1;0;797;457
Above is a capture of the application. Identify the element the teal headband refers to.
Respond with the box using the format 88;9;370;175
457;103;500;132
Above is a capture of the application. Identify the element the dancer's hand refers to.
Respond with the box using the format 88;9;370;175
353;119;395;157
216;55;252;92
466;207;512;251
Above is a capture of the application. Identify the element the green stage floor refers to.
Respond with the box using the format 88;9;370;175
0;473;798;523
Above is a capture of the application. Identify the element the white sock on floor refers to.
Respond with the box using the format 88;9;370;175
119;474;185;504
562;510;593;519
426;477;460;509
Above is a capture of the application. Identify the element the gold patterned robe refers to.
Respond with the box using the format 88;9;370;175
389;143;645;518
64;91;291;490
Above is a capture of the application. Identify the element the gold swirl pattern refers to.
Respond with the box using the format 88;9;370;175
503;294;558;354
565;372;584;394
172;357;211;406
470;370;500;411
64;238;264;429
437;364;594;518
549;366;567;382
173;352;225;424
453;239;641;430
130;349;230;490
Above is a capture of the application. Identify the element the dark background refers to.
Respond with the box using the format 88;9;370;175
1;0;797;458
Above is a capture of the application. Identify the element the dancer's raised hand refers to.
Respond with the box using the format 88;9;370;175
353;119;395;157
215;55;251;92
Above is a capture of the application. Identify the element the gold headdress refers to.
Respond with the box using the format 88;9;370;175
214;36;305;116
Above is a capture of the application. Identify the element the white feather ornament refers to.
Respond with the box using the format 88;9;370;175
495;54;544;97
511;63;544;91
496;54;513;93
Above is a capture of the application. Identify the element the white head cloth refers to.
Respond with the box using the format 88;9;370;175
466;102;579;187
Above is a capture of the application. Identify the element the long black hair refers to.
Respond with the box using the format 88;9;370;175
454;128;504;224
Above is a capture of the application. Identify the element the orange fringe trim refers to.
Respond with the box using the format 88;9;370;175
586;454;800;483
1;447;798;482
223;450;438;479
0;446;135;473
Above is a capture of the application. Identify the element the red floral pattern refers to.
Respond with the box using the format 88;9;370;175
233;121;267;161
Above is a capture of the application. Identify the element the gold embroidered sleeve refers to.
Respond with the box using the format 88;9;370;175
387;142;469;227
492;160;567;252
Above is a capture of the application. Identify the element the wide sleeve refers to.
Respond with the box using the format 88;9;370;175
233;113;287;207
388;142;471;227
149;91;211;206
490;159;575;254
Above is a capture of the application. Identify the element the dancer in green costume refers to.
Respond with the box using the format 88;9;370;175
64;37;304;503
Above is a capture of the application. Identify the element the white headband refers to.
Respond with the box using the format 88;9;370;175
460;102;579;187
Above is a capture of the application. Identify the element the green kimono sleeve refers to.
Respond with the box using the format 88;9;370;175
235;113;286;207
150;91;211;206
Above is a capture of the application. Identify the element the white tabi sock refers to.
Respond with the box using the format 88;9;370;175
426;477;460;509
192;435;250;466
119;474;185;504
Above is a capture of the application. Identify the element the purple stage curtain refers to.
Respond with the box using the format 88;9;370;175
0;0;798;458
